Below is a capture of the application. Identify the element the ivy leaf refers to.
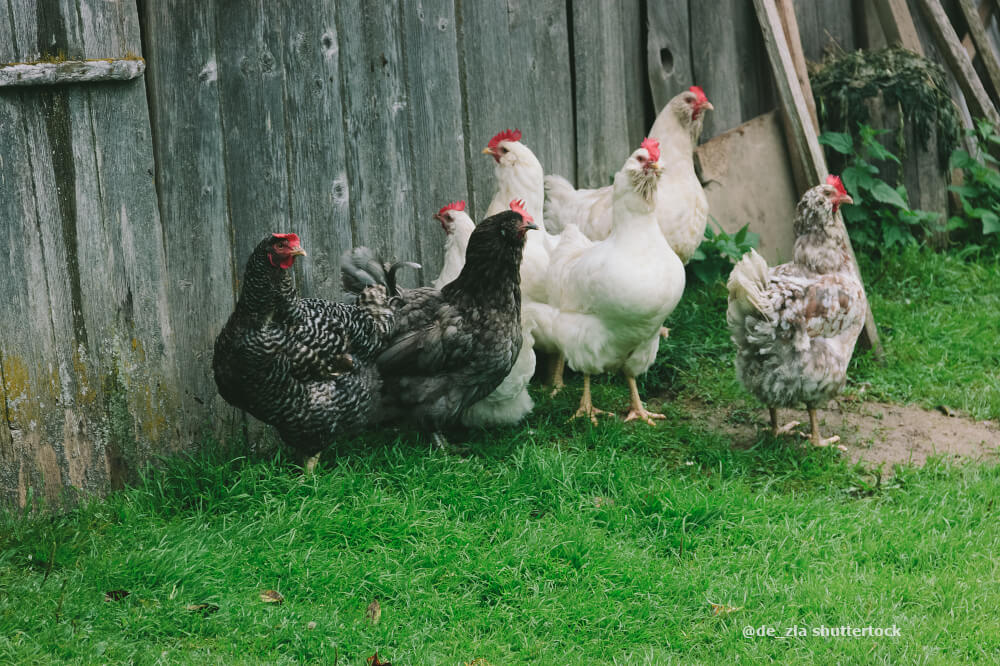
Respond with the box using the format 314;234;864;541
818;131;853;154
949;149;975;170
868;181;907;208
841;165;875;197
980;211;1000;235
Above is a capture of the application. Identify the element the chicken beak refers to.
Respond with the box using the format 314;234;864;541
481;146;494;155
291;247;307;257
523;222;539;232
701;101;714;112
836;193;854;206
647;161;662;175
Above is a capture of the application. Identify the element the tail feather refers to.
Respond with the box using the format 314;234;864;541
341;247;420;296
726;249;772;341
543;174;577;234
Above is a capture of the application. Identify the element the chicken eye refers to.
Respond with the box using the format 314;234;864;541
500;147;508;155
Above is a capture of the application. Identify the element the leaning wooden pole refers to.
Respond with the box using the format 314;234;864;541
753;0;884;358
0;57;144;87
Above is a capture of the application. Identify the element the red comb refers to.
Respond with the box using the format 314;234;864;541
826;174;847;196
640;137;660;163
272;233;301;245
488;128;522;150
509;199;533;223
689;85;709;105
437;200;466;217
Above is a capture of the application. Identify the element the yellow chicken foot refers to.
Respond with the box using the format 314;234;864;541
549;354;566;397
572;374;608;425
623;374;665;426
303;452;321;474
805;408;846;450
769;408;800;436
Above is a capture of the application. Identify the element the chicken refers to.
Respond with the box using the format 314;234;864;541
536;138;686;425
428;198;537;427
544;86;713;264
341;206;537;438
482;128;554;303
430;200;475;290
726;176;866;448
213;233;395;461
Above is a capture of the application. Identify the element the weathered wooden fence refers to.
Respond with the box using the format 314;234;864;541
0;0;892;507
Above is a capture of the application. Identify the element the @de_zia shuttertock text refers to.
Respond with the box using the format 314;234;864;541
743;624;902;639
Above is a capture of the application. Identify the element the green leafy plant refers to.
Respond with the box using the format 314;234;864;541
687;220;759;284
811;47;962;166
947;119;1000;250
819;125;940;252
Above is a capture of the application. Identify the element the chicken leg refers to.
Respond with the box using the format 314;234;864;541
806;408;844;449
549;354;566;397
573;374;608;425
624;374;665;426
769;408;800;436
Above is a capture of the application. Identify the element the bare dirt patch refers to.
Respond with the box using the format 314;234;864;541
680;398;1000;470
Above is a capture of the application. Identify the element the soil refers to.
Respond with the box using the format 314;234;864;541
679;397;1000;470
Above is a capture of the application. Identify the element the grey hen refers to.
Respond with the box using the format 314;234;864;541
726;176;867;447
342;207;537;436
213;233;394;461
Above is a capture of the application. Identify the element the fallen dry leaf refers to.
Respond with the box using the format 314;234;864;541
710;603;743;616
104;589;130;602
592;496;615;508
366;598;381;625
306;621;317;630
367;651;391;666
937;405;958;417
186;603;220;615
259;590;285;604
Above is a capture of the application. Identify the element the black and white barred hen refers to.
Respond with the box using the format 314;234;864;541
213;233;395;460
342;207;536;439
727;176;867;448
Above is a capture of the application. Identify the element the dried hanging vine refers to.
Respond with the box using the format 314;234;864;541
810;46;962;167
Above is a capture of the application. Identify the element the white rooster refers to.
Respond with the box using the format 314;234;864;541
544;86;713;264
430;200;475;290
537;138;686;425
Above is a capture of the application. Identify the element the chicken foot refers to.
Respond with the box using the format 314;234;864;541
572;374;609;425
623;374;665;426
805;408;847;450
768;408;800;436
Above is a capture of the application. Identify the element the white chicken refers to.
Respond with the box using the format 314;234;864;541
483;129;554;303
536;138;686;425
727;176;866;448
430;200;475;290
544;86;713;264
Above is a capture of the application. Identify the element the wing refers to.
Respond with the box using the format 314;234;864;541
769;266;866;344
376;289;460;376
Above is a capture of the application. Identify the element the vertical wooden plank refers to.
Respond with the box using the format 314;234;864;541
793;0;856;63
215;0;292;271
335;1;420;273
690;0;773;139
459;0;573;219
140;0;244;445
873;0;927;52
620;0;651;149
778;0;819;133
646;0;693;115
399;0;468;282
278;1;355;296
570;0;631;188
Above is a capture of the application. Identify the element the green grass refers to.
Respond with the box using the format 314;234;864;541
2;248;999;664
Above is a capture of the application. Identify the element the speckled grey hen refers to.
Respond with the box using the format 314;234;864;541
213;233;394;459
726;176;867;447
341;207;536;437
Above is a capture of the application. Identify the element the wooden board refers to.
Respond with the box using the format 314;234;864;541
0;58;144;87
646;0;693;116
0;0;174;505
570;0;632;188
792;0;856;62
139;0;244;446
957;0;1000;105
459;0;574;220
690;0;774;140
399;0;469;283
